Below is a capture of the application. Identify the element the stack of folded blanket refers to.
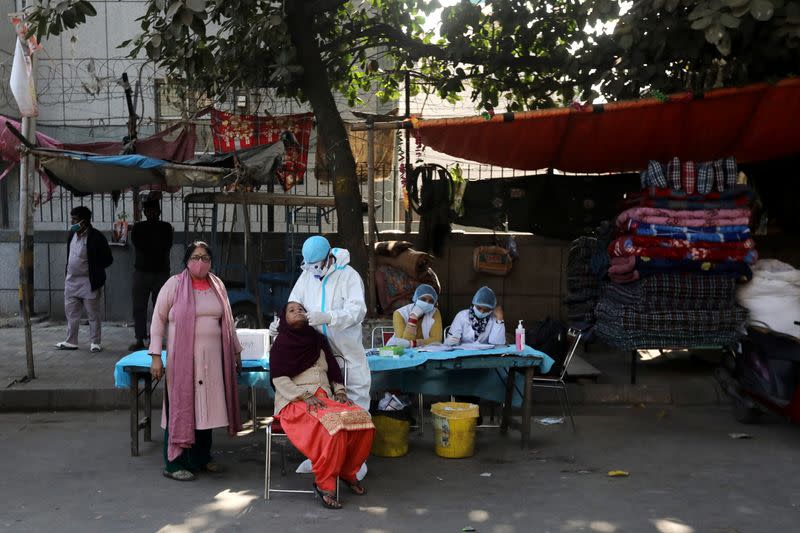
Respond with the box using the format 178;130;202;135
608;157;757;284
595;156;752;349
595;274;748;349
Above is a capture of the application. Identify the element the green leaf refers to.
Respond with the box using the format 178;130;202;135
166;1;182;21
751;0;775;21
704;24;726;44
186;0;206;13
719;13;741;28
722;0;749;7
77;1;97;17
691;16;714;30
687;6;714;21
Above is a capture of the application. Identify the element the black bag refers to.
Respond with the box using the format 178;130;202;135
527;317;568;375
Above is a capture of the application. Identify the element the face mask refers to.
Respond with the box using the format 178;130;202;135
69;222;82;232
188;261;211;278
303;258;331;280
472;306;491;319
415;300;435;315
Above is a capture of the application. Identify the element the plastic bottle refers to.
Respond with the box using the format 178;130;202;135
516;320;525;351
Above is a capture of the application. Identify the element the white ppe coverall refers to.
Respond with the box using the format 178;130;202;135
288;247;371;410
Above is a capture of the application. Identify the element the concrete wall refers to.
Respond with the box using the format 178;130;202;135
0;230;572;325
3;229;797;325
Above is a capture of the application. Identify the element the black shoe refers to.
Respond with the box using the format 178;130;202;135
128;340;146;351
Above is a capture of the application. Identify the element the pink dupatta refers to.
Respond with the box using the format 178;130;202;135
166;269;242;461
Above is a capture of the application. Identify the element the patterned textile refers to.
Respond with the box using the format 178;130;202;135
609;255;636;274
616;207;751;229
633;187;754;201
468;306;491;337
667;157;681;190
600;276;736;311
639;157;739;193
628;222;750;241
647;160;668;188
667;157;682;189
697;163;714;194
609;237;758;264
613;235;756;251
312;403;376;436
639;273;736;303
210;110;313;191
608;270;640;284
599;281;641;305
635;257;753;280
596;324;742;350
375;265;418;314
566;235;603;327
724;157;738;189
565;289;600;304
596;301;747;332
682;161;696;194
594;296;747;350
567;276;599;291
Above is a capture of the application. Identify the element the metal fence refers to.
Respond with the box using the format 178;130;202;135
30;157;542;235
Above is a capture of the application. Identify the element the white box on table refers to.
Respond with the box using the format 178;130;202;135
236;329;270;360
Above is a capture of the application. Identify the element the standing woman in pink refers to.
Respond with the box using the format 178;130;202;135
148;241;243;481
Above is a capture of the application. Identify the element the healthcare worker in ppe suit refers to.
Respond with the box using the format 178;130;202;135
274;235;370;480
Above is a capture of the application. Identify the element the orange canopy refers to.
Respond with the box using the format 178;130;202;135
413;78;800;173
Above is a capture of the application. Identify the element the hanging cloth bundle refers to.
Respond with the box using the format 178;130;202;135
407;164;454;256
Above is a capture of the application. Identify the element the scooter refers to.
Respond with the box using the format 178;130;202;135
715;321;800;424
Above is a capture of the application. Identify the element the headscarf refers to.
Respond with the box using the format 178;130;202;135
269;305;343;388
167;269;241;461
468;306;491;337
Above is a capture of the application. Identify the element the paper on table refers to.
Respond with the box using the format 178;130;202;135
456;342;495;350
415;343;455;353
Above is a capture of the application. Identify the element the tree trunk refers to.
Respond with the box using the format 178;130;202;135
286;2;368;278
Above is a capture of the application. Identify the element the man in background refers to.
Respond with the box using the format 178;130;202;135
56;206;113;352
129;198;173;351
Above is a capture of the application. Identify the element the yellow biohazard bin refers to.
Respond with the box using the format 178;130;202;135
371;414;410;457
430;402;479;458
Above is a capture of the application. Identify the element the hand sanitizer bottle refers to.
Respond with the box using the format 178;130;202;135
515;320;525;351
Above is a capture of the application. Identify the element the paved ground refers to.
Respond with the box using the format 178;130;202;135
2;407;798;533
0;322;728;410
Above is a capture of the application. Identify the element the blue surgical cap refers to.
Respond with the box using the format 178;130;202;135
471;286;497;308
302;235;331;263
413;284;438;304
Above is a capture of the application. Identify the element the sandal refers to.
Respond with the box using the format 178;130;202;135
341;478;367;496
313;483;342;509
162;469;196;482
203;462;225;474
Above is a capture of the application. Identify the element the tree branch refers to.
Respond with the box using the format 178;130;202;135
305;0;348;15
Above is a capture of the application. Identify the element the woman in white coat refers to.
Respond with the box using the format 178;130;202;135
446;286;507;346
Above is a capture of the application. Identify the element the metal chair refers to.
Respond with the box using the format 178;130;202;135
371;325;395;348
531;328;583;432
264;356;347;500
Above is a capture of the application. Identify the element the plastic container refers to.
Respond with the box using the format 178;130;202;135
430;402;479;458
371;412;410;457
516;320;526;351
